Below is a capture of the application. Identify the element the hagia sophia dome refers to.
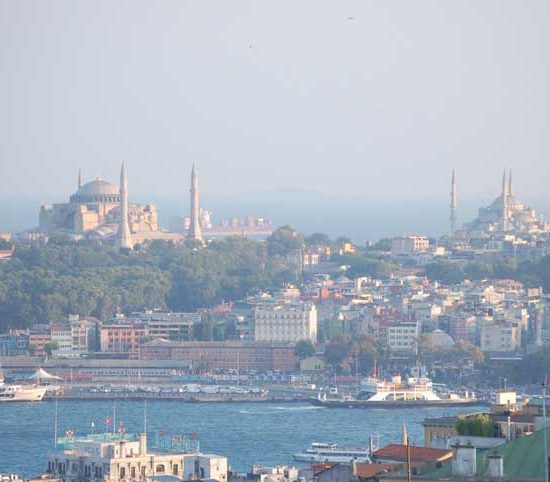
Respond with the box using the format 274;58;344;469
69;178;121;204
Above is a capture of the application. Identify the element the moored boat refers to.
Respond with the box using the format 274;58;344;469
292;442;372;464
310;375;479;408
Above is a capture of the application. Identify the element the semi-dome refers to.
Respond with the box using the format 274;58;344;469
69;178;121;204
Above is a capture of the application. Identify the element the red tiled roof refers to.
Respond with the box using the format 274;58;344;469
373;444;453;463
354;463;398;478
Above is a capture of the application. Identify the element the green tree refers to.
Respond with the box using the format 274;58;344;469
43;341;59;356
267;226;304;257
294;340;316;359
305;233;332;247
424;261;466;284
456;414;493;437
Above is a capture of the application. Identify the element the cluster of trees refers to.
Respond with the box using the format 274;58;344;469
508;345;550;385
424;256;550;291
456;414;494;437
0;231;301;331
323;334;382;374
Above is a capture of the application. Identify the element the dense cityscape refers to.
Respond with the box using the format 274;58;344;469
2;1;550;481
0;163;549;481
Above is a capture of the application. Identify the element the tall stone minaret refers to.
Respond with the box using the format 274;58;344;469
118;161;133;249
508;169;513;197
501;169;508;232
450;169;457;238
187;163;203;241
78;168;82;189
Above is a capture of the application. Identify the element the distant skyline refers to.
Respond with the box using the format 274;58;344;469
1;1;549;225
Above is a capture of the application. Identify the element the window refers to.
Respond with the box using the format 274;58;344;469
156;465;165;473
120;467;126;479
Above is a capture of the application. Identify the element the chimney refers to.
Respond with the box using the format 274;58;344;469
139;433;147;456
452;443;477;478
488;453;504;479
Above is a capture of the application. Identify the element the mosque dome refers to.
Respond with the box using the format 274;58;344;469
69;178;121;204
427;330;455;350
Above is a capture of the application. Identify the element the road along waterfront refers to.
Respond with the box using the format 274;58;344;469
0;400;484;477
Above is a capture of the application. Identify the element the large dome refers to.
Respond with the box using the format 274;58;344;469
70;178;121;204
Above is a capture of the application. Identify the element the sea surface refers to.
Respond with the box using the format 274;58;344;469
0;400;484;476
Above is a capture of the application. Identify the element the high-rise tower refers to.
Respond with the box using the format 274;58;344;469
118;161;133;249
187;163;203;241
450;169;457;238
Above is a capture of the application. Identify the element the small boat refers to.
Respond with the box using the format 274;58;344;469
293;442;372;464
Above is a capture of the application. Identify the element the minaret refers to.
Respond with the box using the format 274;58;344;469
508;169;513;197
77;169;82;189
187;163;203;241
450;169;457;238
501;169;508;232
118;161;133;249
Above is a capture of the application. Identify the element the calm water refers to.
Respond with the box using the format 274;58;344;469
0;400;484;476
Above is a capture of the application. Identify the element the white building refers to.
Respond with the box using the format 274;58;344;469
70;315;98;353
254;301;317;344
387;322;419;353
51;324;72;352
480;323;520;352
45;432;228;482
391;236;430;255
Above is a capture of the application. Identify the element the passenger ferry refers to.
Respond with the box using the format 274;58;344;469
310;375;479;408
293;442;372;464
0;373;47;402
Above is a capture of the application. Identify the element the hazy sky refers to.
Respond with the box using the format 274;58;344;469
1;1;549;206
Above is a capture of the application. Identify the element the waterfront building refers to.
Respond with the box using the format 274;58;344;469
28;325;52;356
50;323;72;353
45;432;228;482
140;340;296;372
132;309;200;342
254;301;317;344
99;323;147;358
0;331;29;356
70;315;100;353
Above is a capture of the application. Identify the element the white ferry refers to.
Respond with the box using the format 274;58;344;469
0;384;47;402
0;374;47;402
358;375;442;402
310;375;479;408
293;442;372;464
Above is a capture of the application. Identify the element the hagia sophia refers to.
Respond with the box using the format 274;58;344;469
39;170;159;238
38;163;273;248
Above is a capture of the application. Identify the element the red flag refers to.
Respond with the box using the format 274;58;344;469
106;416;112;426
